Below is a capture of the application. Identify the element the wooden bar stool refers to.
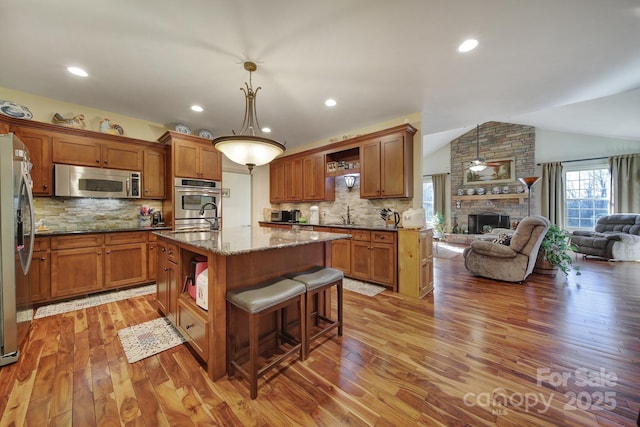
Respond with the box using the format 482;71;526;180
226;277;306;399
287;266;343;360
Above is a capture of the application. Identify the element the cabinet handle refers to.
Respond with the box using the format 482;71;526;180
185;323;194;330
103;160;107;164
163;267;169;271
97;252;102;255
106;251;111;254
96;159;100;163
161;248;166;252
40;257;46;261
43;184;48;189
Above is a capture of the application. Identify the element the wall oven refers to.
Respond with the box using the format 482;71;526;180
174;177;221;230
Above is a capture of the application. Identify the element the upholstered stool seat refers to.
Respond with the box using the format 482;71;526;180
287;266;343;360
226;277;306;399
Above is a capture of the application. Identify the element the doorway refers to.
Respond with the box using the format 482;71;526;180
221;172;251;227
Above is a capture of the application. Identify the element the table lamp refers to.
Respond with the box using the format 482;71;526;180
518;176;541;217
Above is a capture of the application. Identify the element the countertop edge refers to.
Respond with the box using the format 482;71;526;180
35;226;172;237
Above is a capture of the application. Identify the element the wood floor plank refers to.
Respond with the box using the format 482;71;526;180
1;252;638;425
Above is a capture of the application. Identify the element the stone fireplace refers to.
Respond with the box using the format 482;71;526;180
467;213;511;234
450;121;535;233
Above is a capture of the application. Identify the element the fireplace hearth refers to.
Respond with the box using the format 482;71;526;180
468;214;510;234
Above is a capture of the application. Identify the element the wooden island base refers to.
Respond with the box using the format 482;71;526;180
155;228;348;380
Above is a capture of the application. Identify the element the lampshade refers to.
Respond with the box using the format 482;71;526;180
469;124;486;172
518;176;541;216
213;62;285;173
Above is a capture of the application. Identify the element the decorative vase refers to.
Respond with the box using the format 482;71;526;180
139;215;152;227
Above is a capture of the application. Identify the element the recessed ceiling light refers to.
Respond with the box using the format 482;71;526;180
67;66;88;77
262;127;272;133
458;39;478;53
191;105;204;112
325;98;337;107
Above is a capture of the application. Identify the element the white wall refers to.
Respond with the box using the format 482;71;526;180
535;129;640;163
221;172;251;228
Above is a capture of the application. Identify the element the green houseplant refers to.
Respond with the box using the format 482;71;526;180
537;224;581;276
433;213;447;239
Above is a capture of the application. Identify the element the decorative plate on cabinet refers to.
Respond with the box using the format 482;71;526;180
175;123;191;134
198;129;213;140
0;101;33;119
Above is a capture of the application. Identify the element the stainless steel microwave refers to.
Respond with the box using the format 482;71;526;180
54;164;141;198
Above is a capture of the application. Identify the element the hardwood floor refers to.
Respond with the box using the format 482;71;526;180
1;247;639;426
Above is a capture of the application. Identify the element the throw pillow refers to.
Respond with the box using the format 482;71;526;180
493;232;512;246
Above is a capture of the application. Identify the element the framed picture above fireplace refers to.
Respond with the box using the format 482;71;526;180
464;157;515;185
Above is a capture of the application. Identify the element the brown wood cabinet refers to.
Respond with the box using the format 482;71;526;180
12;127;53;195
398;228;433;298
147;233;158;281
104;232;148;289
52;134;142;171
330;227;351;275
177;296;209;362
51;234;105;299
30;237;51;303
349;229;397;289
360;129;413;199
143;147;166;198
156;240;180;323
169;134;221;180
284;157;303;201
269;161;285;203
302;153;326;201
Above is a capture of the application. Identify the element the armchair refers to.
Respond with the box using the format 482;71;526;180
463;215;551;283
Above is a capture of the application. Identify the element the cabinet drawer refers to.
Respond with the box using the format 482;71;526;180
34;237;51;251
167;243;179;264
177;298;208;361
51;234;104;250
350;230;371;241
372;231;395;244
105;231;147;245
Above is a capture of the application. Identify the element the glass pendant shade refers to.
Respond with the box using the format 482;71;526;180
213;61;285;173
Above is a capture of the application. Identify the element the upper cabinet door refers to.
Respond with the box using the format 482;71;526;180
360;139;382;198
379;133;408;198
143;147;166;198
302;153;326;201
13;127;53;195
52;135;102;167
173;138;221;180
199;145;222;181
269;160;285;203
101;141;142;170
284;158;303;201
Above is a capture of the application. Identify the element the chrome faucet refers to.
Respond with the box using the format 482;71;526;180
341;205;352;225
199;202;219;230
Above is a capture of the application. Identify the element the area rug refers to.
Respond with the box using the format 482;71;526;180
118;317;186;363
343;278;386;297
34;284;156;319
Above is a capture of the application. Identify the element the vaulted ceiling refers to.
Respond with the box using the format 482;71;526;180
1;0;639;154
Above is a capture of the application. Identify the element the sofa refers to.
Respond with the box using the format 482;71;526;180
571;214;640;261
463;215;551;283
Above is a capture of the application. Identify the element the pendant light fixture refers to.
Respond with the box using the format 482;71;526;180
213;62;286;173
469;124;486;172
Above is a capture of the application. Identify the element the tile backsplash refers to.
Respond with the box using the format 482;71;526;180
34;198;163;232
274;175;413;227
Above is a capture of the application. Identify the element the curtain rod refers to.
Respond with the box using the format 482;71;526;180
537;156;607;166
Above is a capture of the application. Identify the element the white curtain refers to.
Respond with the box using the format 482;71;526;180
541;162;564;226
609;154;640;213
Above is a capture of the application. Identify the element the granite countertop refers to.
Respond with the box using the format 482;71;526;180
35;225;172;236
154;226;351;256
259;221;399;232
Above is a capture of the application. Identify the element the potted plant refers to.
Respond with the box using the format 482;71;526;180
433;213;447;239
536;224;581;276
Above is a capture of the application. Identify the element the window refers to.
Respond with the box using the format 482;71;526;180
422;177;434;225
564;165;610;229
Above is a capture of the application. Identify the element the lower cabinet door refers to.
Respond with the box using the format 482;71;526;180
30;250;51;303
350;241;371;280
104;243;147;288
51;248;103;298
331;238;351;275
370;243;396;289
156;243;170;315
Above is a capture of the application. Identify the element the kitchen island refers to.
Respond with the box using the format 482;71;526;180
153;226;350;380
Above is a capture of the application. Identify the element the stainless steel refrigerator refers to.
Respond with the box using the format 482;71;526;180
0;133;35;366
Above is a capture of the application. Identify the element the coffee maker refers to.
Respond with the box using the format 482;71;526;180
152;211;164;226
